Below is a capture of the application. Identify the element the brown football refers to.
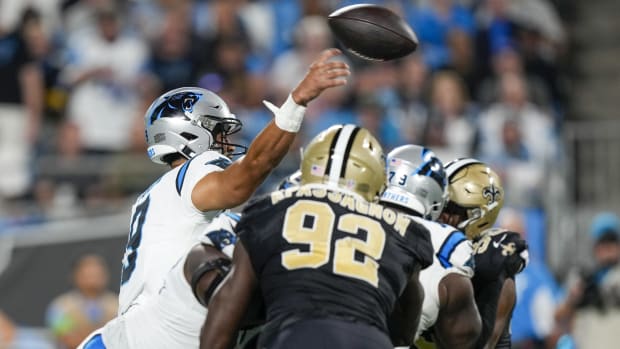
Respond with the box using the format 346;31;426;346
327;4;418;61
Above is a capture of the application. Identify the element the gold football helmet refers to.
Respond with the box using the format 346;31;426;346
443;158;504;239
301;124;386;202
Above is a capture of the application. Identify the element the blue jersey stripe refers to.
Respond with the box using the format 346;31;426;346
83;334;106;349
437;230;466;268
175;158;195;195
224;212;241;222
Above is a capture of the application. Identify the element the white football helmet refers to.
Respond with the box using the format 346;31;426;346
381;145;448;221
144;87;247;165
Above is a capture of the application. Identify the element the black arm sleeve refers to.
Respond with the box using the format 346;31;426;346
472;275;504;349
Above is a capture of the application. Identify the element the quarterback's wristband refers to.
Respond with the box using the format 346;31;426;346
263;94;306;133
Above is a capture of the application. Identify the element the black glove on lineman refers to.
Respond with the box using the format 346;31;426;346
472;228;529;280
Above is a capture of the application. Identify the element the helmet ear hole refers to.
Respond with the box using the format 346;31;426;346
180;132;198;141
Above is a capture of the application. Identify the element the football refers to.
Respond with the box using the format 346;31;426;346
327;4;418;61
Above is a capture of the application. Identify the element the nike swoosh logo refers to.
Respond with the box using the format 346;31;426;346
493;234;507;248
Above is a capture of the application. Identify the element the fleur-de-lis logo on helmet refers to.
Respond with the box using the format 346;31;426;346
482;184;501;204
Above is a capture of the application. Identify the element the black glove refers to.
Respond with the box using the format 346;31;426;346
472;228;529;280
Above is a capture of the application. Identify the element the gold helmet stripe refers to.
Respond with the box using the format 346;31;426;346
327;124;359;185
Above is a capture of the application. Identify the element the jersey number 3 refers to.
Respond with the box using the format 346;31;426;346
281;201;386;287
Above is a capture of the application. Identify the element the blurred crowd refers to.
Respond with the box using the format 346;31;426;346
0;0;568;220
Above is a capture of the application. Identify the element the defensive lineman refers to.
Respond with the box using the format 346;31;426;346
201;125;434;349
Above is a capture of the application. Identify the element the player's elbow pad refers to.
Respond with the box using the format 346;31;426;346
190;257;232;307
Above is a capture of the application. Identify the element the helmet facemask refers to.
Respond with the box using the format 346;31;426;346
199;115;247;158
443;200;497;238
443;159;504;239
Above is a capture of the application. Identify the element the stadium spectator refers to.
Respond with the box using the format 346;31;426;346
0;8;44;200
474;0;565;112
409;0;476;70
476;46;551;108
45;254;117;349
394;54;430;145
270;15;334;102
355;96;402;150
60;4;148;154
144;6;201;93
0;310;53;349
555;212;620;349
478;74;557;163
423;71;477;161
476;72;556;207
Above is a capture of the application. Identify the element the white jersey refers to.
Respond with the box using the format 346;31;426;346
118;151;232;314
413;216;474;340
85;212;239;349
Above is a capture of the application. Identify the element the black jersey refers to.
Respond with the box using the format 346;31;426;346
471;228;526;349
237;185;433;334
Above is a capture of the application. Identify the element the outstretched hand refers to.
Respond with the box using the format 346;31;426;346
292;48;350;106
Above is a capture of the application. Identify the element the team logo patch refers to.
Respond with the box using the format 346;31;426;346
206;157;232;169
345;179;356;190
390;158;402;166
482;184;501;204
206;229;237;251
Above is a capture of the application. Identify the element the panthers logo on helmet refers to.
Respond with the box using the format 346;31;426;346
482;184;501;205
149;92;202;125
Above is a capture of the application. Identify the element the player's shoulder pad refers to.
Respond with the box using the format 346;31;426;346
201;152;233;170
411;217;474;277
200;211;241;257
477;227;529;275
175;152;232;196
397;215;434;269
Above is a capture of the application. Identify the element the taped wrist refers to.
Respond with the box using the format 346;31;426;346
190;257;232;307
263;94;306;133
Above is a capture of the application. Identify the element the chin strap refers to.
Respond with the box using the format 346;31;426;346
190;257;232;307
